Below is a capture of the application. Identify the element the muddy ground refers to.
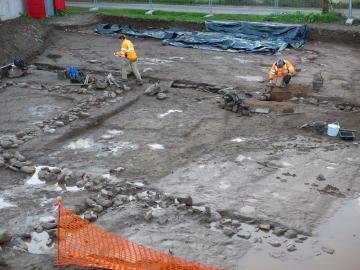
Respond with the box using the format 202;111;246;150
0;13;360;270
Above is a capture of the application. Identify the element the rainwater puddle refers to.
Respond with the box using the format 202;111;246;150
26;166;56;185
233;58;253;64
108;142;138;153
26;231;53;255
28;105;59;118
148;143;165;150
236;75;265;82
55;183;83;193
0;197;16;209
219;181;231;190
238;198;360;270
107;129;123;135
231;137;246;143
66;138;94;150
236;155;253;163
169;56;184;60
139;57;173;65
158;110;183;118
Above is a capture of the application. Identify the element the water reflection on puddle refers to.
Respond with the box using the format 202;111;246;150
238;198;360;270
26;231;53;255
0;197;16;209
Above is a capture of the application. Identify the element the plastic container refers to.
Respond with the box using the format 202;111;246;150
26;0;46;18
339;129;356;140
54;0;66;11
327;122;340;137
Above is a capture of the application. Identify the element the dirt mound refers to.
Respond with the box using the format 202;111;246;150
0;19;50;66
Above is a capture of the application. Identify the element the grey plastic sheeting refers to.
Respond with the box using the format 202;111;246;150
95;21;308;54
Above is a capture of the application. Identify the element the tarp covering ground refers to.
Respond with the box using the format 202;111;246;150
96;21;308;54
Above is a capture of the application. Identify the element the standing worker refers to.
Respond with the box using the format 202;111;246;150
268;58;296;88
114;35;143;85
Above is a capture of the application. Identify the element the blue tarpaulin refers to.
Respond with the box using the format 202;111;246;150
95;21;307;54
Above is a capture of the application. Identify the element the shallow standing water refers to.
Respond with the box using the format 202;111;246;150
238;198;360;270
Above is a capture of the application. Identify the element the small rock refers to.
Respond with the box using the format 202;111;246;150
237;231;251;240
284;229;297;239
17;82;29;88
321;246;335;254
110;167;125;174
44;172;58;182
14;151;26;162
84;212;97;222
78;112;90;118
316;174;326;181
20;233;31;240
34;225;44;233
16;132;26;139
286;242;297;252
209;211;222;222
259;224;271;231
41;222;57;230
156;93;168;100
177;196;193;207
20;166;36;174
1;140;13;149
144;210;153;221
0;159;4;167
297;234;308;241
54;121;65;127
144;83;161;96
93;204;103;213
96;79;108;89
223;227;236;237
253;237;263;244
268;240;281;247
100;189;114;198
29;84;43;90
8;68;24;78
0;229;12;244
96;198;113;208
50;168;61;174
3;153;12;161
85;198;96;208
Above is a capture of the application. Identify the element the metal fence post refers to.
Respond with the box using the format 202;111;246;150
346;0;354;25
274;0;279;15
205;0;213;17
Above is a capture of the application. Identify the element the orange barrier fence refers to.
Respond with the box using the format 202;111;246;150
55;205;226;270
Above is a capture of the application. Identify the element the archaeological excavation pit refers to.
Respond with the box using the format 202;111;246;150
0;12;360;270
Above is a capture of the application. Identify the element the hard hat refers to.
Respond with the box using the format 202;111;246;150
276;58;285;67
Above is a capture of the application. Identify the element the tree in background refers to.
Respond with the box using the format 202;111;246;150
322;0;330;13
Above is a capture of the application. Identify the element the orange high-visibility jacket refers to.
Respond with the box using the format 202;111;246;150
115;39;137;61
268;60;296;80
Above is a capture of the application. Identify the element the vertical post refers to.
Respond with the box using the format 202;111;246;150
150;0;154;11
346;0;353;24
205;0;213;17
274;0;279;15
348;0;353;19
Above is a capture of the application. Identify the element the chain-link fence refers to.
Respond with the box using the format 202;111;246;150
81;0;359;19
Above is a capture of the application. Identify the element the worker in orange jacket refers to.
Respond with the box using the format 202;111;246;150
114;35;142;84
268;59;296;88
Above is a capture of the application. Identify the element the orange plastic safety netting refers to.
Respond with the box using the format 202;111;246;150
55;205;226;270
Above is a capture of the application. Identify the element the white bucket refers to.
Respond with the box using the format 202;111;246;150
327;122;340;137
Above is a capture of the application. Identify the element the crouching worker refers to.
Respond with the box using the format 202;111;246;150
268;59;296;88
114;35;143;85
